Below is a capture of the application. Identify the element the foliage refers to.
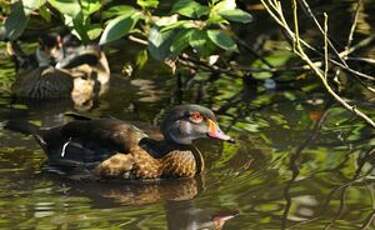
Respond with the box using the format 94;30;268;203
1;0;252;61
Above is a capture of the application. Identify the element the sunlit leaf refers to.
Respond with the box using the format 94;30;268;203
212;0;236;12
155;15;179;27
103;5;137;19
137;0;158;9
171;0;209;18
207;30;237;51
22;0;46;15
81;0;101;16
4;1;29;41
99;13;141;45
48;0;81;17
38;5;52;22
87;24;103;40
218;9;253;23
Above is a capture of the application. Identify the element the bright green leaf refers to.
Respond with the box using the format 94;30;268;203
4;1;29;41
99;13;141;45
103;5;137;19
38;5;52;22
171;0;209;18
22;0;46;15
87;24;103;40
218;9;253;23
155;15;178;27
207;30;237;51
48;0;81;17
81;0;101;16
212;0;236;12
72;12;90;43
160;20;197;32
137;0;158;9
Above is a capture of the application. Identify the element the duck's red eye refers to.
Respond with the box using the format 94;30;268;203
190;112;203;123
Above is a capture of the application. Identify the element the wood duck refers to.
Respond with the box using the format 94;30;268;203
5;104;234;180
7;34;110;108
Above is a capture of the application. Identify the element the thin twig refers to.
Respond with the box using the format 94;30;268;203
261;0;375;128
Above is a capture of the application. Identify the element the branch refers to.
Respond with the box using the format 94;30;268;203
260;0;375;128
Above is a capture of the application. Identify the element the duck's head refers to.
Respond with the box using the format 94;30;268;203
161;104;234;145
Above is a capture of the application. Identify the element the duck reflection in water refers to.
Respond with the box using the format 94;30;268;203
53;174;238;230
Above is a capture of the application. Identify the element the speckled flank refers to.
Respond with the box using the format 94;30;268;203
161;151;196;178
93;146;198;179
94;153;134;177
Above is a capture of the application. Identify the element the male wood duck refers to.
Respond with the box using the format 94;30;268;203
5;104;234;180
7;34;110;107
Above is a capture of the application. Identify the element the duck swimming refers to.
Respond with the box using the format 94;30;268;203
5;104;234;180
7;34;110;108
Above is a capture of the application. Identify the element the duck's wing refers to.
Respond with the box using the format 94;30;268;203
60;119;148;154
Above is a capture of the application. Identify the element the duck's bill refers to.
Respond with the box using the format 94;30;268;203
207;119;235;143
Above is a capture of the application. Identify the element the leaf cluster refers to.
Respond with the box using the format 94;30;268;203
1;0;253;61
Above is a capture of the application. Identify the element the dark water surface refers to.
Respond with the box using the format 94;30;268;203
1;1;375;229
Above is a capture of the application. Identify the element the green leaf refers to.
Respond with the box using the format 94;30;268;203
160;20;197;32
170;29;194;56
135;49;148;69
38;5;52;22
103;5;137;19
155;15;178;27
171;0;209;18
207;30;237;51
189;29;216;57
212;0;236;12
48;0;81;17
81;0;101;16
22;0;47;15
137;0;158;9
72;12;90;43
87;24;103;40
4;1;29;41
218;9;253;23
148;27;176;60
99;13;141;45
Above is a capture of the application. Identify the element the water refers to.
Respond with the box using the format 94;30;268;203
1;1;375;229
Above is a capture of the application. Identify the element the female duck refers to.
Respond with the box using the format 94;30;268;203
6;105;234;180
8;34;110;107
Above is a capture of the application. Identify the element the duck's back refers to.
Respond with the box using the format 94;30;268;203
12;67;73;99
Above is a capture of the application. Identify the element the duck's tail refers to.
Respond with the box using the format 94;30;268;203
4;120;39;135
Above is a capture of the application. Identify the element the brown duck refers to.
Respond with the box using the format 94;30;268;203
6;104;234;180
7;34;110;108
